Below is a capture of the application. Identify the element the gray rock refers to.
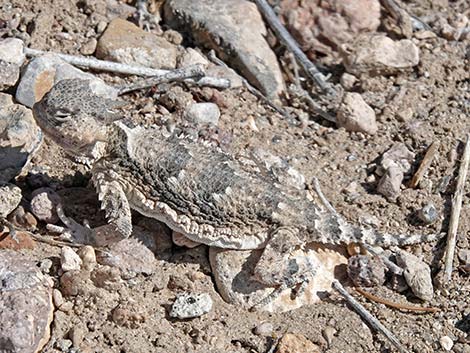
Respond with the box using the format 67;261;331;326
170;292;213;319
96;236;156;278
0;38;26;90
184;102;220;126
396;249;434;301
254;322;273;336
30;187;61;224
337;92;377;134
96;18;177;69
164;0;285;98
0;94;42;183
16;54;118;108
341;34;420;75
0;184;22;218
417;203;438;224
0;250;54;353
376;165;403;200
347;254;387;287
61;246;83;272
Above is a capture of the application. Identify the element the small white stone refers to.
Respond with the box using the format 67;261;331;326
77;245;96;271
439;336;453;351
170;292;213;319
61;246;83;272
254;322;274;336
337;92;377;135
0;38;26;66
185;102;220;126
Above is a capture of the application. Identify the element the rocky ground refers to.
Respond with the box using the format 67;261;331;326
0;0;469;352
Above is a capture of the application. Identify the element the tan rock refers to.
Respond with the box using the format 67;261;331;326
96;18;177;69
341;34;420;75
277;333;321;353
337;92;377;134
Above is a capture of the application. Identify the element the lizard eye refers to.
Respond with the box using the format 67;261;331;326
54;109;72;121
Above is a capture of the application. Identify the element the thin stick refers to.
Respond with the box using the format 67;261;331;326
332;280;409;353
254;0;333;94
24;48;230;89
118;64;205;94
355;287;439;313
409;141;439;188
289;85;336;123
444;133;470;282
310;177;338;214
362;244;404;275
207;50;289;119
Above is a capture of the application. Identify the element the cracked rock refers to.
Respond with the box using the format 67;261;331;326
170;292;213;319
0;93;43;183
164;0;285;98
0;250;54;353
30;187;61;224
0;38;26;90
0;184;22;218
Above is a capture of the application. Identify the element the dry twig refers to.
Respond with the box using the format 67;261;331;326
207;50;289;119
409;141;440;188
118;64;205;94
444;134;470;282
332;280;409;353
253;0;333;94
24;48;230;89
355;287;440;313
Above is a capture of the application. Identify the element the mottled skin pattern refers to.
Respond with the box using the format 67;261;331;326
33;79;442;288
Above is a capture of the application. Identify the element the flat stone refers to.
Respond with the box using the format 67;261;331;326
376;165;404;200
0;184;22;218
184;102;220;126
337;92;377;134
96;18;177;69
0;250;54;353
16;54;118;108
30;187;61;224
209;243;347;312
0;94;42;183
341;34;420;75
61;246;83;272
96;236;156;278
277;333;321;353
170;292;213;319
396;249;434;301
164;0;285;98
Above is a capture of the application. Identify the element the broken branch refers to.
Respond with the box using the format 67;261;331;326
444;134;470;282
409;141;439;188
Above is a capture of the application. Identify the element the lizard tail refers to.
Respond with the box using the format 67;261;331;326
313;213;444;247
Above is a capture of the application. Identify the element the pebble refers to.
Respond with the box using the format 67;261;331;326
347;254;387;287
61;246;83;272
440;336;454;351
340;73;357;90
96;237;156;278
396;107;414;122
341;34;420;75
39;258;53;273
277;333;321;353
253;322;274;336
52;288;65;308
0;38;26;90
96;18;177;69
184;102;220;126
8;205;37;231
0;250;54;353
379;143;415;175
0;94;42;183
0;184;22;218
337;92;377;135
16;54;118;108
165;0;285;98
322;326;337;346
56;339;73;352
170;292;213;319
80;38;97;55
396;249;434;301
376;165;404;200
77;245;97;271
417;203;438;224
30;187;61;223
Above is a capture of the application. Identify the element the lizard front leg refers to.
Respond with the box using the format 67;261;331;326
57;179;132;246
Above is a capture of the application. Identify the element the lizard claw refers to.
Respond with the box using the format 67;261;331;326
56;204;96;244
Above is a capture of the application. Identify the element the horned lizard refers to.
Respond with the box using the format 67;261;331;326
32;79;442;290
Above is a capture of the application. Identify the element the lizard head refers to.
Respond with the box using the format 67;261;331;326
32;79;125;158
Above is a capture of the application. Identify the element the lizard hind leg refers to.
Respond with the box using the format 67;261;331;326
253;226;320;288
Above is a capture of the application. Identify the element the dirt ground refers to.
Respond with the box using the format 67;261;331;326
1;0;470;352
